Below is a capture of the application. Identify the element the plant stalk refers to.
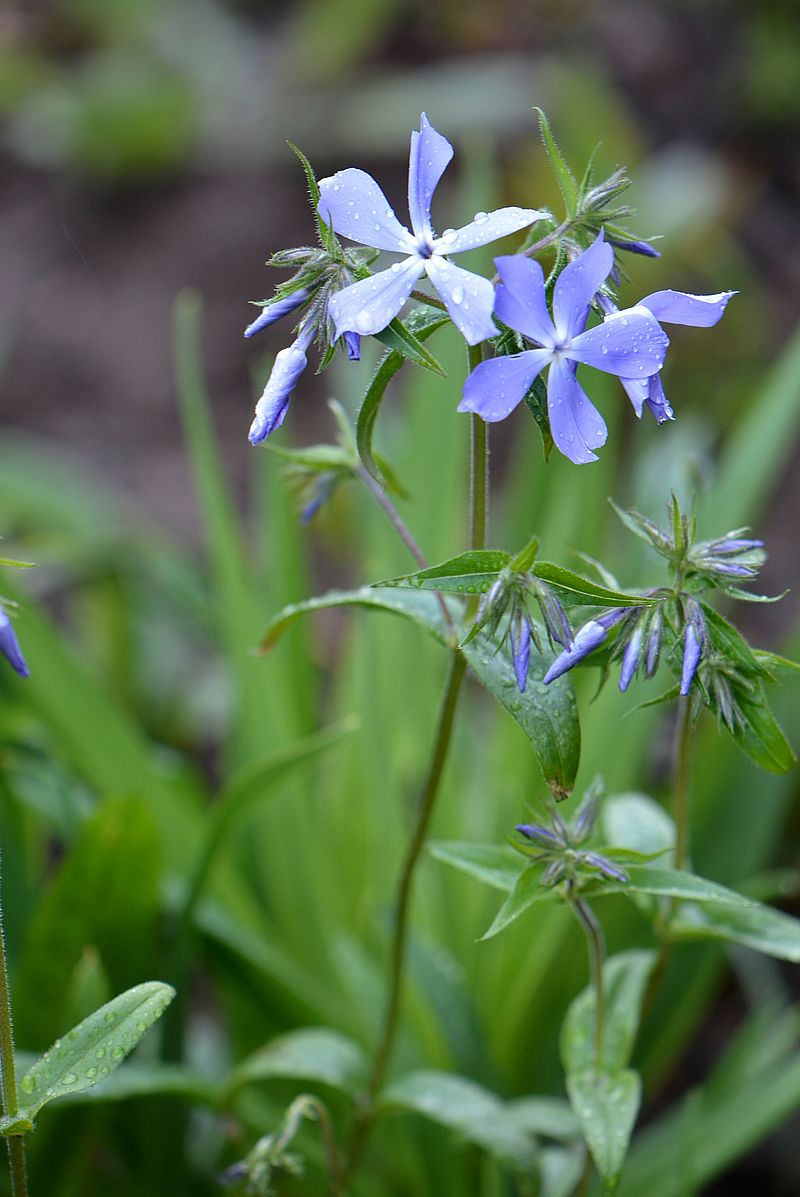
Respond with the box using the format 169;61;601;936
569;892;606;1069
343;378;490;1185
0;856;28;1197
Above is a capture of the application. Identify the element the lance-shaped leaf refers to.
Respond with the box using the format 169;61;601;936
532;563;653;608
561;951;656;1077
379;550;511;595
357;310;450;485
228;1028;368;1099
258;588;581;794
670;899;800;963
566;1070;640;1194
428;840;523;893
3;982;175;1130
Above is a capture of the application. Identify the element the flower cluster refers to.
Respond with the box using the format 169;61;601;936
542;498;771;700
245;114;733;469
467;553;573;692
514;782;629;887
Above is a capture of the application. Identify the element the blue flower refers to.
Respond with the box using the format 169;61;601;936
458;234;669;463
542;608;628;684
317;114;546;346
0;609;29;678
608;289;736;424
249;325;314;446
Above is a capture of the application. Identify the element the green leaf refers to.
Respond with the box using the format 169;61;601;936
428;840;523;893
463;631;580;797
535;108;578;218
588;865;755;907
699;603;764;674
258;588;581;794
13;982;175;1124
265;443;354;471
357;311;449;485
671;899;800;963
724;683;796;775
374;315;448;375
379;550;511;595
507;1096;581;1142
601;794;675;863
566;1069;640;1193
229;1028;368;1098
482;866;544;940
523;374;554;461
380;1070;538;1174
533;563;652;609
539;1146;584;1197
561;951;656;1076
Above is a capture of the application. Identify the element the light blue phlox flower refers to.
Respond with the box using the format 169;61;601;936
317;114;547;346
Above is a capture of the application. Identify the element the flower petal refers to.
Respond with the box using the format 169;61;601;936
639;289;736;327
435;207;547;255
493;255;556;347
327;257;424;337
408;113;453;241
547;357;607;464
458;349;551;421
318;168;413;252
424;256;497;345
680;623;703;695
512;616;532;693
552;233;613;340
568;309;668;378
244;288;310;338
620;376;648;418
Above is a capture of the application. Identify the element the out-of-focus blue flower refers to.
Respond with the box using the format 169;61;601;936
249;325;314;446
458;235;669;463
317;114;546;346
542;608;628;684
610;288;736;424
607;236;661;259
244;288;311;338
0;609;29;677
511;615;532;693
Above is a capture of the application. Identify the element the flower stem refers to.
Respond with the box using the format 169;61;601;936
569;892;606;1069
342;651;467;1182
355;465;455;636
343;373;490;1185
0;855;28;1197
642;698;694;1017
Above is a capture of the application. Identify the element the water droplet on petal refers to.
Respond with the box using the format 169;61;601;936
441;228;457;243
356;309;373;332
451;286;465;304
474;211;489;224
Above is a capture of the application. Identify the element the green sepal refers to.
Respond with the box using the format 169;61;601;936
535;108;578;218
287;141;337;254
510;535;540;573
374;315;448;376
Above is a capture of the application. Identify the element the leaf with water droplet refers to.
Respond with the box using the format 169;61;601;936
15;982;175;1123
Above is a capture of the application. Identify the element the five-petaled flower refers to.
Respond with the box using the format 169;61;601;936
317;114;546;346
457;234;670;463
600;289;736;424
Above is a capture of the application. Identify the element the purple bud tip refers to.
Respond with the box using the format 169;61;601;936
0;612;30;678
343;331;361;361
516;824;560;848
609;236;661;259
244;288;311;338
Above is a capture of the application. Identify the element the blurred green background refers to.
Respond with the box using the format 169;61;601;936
2;1;800;1195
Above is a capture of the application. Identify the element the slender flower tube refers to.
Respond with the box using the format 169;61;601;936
0;610;29;677
542;608;628;684
318;114;547;346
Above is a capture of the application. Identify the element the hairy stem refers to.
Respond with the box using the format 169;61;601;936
0;856;28;1197
356;465;455;635
343;383;490;1185
569;892;606;1069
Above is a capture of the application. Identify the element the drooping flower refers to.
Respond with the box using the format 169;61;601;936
317;114;546;346
458;234;669;463
0;609;29;678
249;325;315;446
603;288;736;424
